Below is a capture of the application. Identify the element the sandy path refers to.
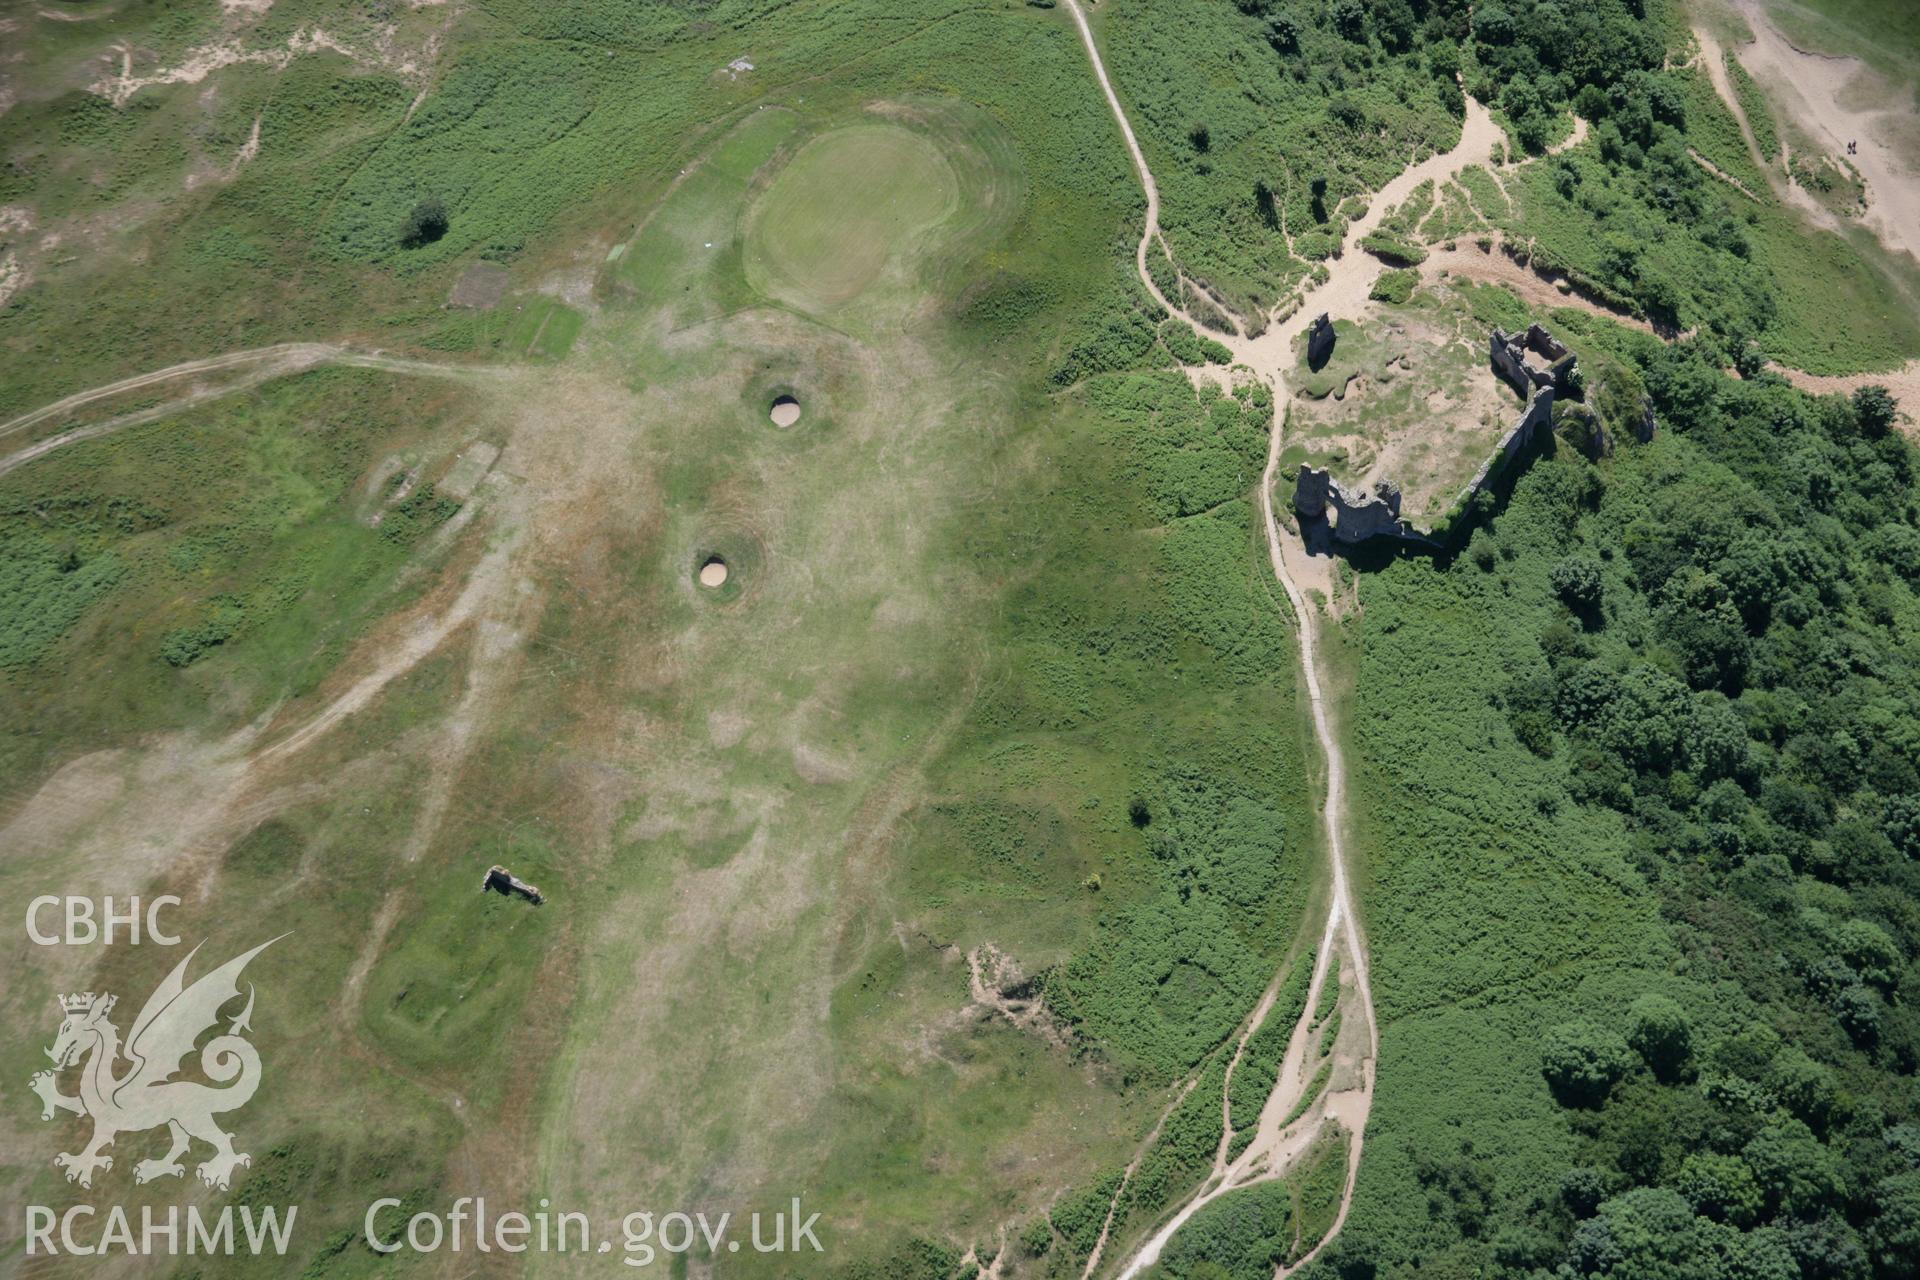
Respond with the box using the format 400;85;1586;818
257;536;519;763
0;342;333;441
1549;115;1590;157
1727;0;1920;265
0;343;502;477
1694;24;1843;233
1062;2;1399;1273
1689;148;1764;201
1422;240;1660;335
1696;26;1772;166
1766;357;1920;409
1427;242;1917;420
1062;0;1178;320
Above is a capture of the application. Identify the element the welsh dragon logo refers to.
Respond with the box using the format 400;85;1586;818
29;937;281;1192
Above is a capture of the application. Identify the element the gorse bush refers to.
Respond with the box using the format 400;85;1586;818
1540;1021;1634;1107
399;197;449;250
1369;267;1420;304
1149;1179;1293;1280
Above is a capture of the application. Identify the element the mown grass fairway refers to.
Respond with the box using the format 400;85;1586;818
744;123;960;315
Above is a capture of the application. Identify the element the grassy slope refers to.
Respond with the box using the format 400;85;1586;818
0;367;489;785
1755;0;1920;92
524;20;1319;1264
1497;58;1920;375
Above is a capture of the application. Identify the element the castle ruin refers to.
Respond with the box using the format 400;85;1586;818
1292;469;1431;545
1490;323;1575;397
1293;322;1574;547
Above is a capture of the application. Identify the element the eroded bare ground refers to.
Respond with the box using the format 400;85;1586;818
2;103;1092;1268
0;355;564;1280
0;350;562;944
1425;239;1660;337
1726;0;1920;266
89;4;452;109
1693;4;1920;267
1764;357;1920;413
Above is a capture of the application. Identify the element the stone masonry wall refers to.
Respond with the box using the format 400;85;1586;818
1293;324;1576;548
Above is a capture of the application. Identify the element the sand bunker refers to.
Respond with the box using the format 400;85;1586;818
698;557;729;588
769;395;802;428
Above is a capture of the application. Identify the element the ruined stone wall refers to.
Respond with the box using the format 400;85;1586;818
1294;464;1332;520
1489;328;1534;398
1292;469;1423;545
1292;378;1555;547
1460;384;1554;502
1491;325;1576;399
1307;313;1336;369
1289;323;1616;549
1524;323;1569;362
1330;482;1406;542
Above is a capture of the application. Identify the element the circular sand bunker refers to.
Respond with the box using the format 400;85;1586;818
698;557;730;588
769;395;802;428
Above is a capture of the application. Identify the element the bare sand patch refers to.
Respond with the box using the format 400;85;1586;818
1766;358;1920;424
449;262;510;310
1700;3;1920;264
1425;239;1660;338
769;394;801;427
706;708;750;749
791;742;853;785
0;250;22;309
437;440;500;501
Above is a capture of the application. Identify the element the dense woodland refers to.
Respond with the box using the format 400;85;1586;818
1304;336;1920;1280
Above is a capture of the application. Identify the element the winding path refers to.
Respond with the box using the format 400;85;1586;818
1061;1;1512;1272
